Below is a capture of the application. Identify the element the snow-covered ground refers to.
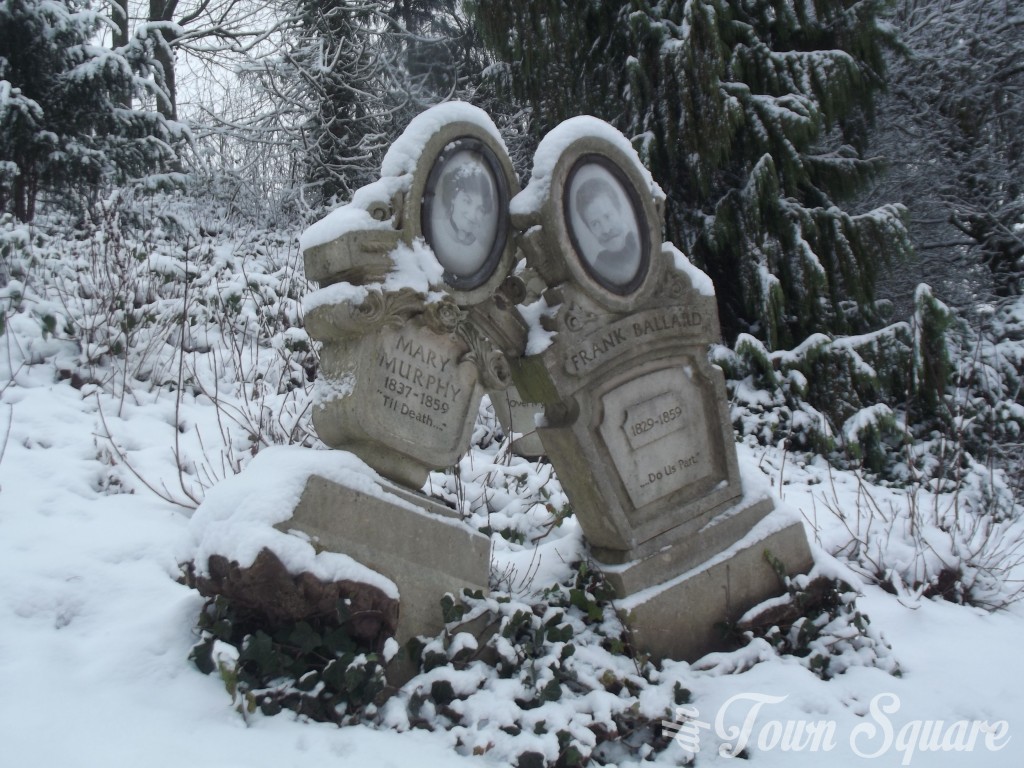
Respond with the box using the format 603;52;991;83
2;216;1022;766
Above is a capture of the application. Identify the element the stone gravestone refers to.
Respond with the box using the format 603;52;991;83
290;103;529;668
508;117;813;661
489;385;546;457
487;268;548;457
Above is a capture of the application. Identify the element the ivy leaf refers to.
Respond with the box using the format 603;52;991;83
322;659;345;693
210;618;233;642
239;631;278;673
540;678;562;702
288;621;322;654
295;670;320;691
259;695;282;716
673;682;691;705
441;594;468;624
189;636;216;675
430;679;456;705
323;626;356;656
561;744;583;766
546;624;574;643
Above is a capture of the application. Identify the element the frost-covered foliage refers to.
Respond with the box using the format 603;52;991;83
0;0;185;221
868;0;1024;305
472;0;911;348
719;284;1024;607
0;193;316;505
373;561;897;768
715;284;1023;477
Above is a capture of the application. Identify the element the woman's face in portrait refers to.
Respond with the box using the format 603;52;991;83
421;140;510;289
450;189;486;243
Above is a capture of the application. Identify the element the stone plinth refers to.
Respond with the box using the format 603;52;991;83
283;473;492;679
615;514;813;662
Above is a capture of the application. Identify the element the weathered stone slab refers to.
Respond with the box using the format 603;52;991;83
488;385;546;457
282;473;492;678
617;515;813;662
311;317;484;488
515;284;742;553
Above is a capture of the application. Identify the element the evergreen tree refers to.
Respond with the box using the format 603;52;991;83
387;0;487;103
472;0;912;348
868;0;1024;306
250;0;490;213
0;0;183;221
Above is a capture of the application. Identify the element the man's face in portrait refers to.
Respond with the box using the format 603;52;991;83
581;193;627;253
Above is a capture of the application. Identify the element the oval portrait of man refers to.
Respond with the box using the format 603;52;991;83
565;158;647;294
422;140;508;290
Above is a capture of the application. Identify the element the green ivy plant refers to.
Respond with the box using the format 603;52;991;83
189;594;387;724
721;553;901;680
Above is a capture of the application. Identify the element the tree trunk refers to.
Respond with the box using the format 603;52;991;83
149;0;180;121
110;1;131;108
111;0;129;47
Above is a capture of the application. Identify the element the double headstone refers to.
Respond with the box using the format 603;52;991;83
250;104;810;668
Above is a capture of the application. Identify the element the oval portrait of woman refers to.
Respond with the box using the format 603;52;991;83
565;158;648;294
422;139;508;291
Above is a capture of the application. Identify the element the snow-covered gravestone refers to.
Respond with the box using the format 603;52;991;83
509;118;813;661
289;103;529;669
302;106;524;485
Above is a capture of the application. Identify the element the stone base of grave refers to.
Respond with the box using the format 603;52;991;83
600;501;813;663
280;474;491;682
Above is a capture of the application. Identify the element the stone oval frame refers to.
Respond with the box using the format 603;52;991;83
564;154;650;296
528;135;662;311
406;123;519;306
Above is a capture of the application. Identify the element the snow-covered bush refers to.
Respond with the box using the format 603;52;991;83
715;305;924;475
385;564;672;767
373;552;899;767
0;193;318;506
726;562;901;681
811;457;1024;610
719;285;1024;608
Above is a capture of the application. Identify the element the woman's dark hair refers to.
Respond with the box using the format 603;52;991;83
441;163;494;214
